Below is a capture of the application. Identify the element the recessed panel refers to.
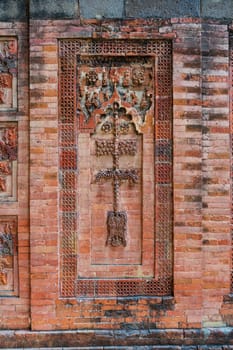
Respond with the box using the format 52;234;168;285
0;216;18;296
77;56;154;278
0;123;17;201
0;38;17;110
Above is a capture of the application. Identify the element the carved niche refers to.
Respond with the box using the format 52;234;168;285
0;217;17;295
77;57;153;250
77;56;155;276
0;123;17;201
0;39;17;110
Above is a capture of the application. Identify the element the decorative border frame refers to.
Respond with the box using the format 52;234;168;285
59;39;173;297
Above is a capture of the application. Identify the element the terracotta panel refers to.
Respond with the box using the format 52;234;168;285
0;38;17;110
0;216;18;296
59;39;173;297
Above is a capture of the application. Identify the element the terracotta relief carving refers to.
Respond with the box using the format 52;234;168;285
0;124;17;200
77;56;153;248
0;127;17;161
77;56;153;131
0;39;17;109
0;258;10;285
0;218;16;292
94;100;139;247
60;39;173;296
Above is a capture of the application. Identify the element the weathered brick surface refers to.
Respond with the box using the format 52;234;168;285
171;20;203;329
0;2;232;346
201;23;231;328
0;328;233;348
26;17;233;332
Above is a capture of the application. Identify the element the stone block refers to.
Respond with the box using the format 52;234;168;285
125;0;200;18
30;0;79;19
0;0;26;21
201;0;233;18
80;0;124;18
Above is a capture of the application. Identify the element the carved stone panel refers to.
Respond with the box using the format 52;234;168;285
0;216;18;296
0;123;17;201
0;38;17;110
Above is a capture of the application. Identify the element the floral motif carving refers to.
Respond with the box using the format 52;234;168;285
0;257;10;285
96;139;137;157
0;224;13;255
132;67;145;86
0;125;17;199
77;57;153;131
0;39;17;109
0;222;14;286
86;70;98;86
0;127;17;161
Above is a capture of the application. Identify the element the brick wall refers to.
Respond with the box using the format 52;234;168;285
0;21;29;329
0;0;233;347
27;17;232;331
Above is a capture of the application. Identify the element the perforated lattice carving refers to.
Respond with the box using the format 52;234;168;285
59;39;173;297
